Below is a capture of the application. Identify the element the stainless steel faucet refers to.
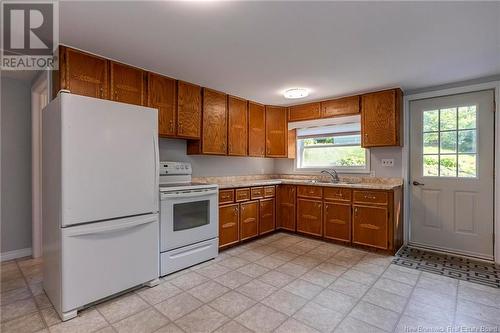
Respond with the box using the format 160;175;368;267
321;169;340;183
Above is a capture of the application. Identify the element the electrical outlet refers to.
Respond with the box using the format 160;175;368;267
381;159;394;167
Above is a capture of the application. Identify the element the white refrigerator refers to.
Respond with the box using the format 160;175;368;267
42;93;160;321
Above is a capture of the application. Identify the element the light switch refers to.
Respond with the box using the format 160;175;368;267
381;159;394;167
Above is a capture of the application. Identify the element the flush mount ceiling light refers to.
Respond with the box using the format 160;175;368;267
283;88;309;99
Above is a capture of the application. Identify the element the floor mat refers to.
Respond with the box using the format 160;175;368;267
392;246;500;288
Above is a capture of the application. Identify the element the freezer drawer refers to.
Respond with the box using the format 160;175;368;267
60;214;159;312
161;238;218;276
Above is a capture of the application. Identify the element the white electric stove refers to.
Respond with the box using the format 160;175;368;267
159;162;219;276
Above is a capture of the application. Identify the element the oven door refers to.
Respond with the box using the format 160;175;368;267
160;188;218;252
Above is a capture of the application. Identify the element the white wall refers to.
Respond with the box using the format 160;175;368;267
159;138;275;177
1;77;32;254
274;147;402;178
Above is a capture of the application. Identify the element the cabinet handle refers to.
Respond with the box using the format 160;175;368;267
169;120;174;133
364;195;376;200
354;207;358;216
114;91;118;100
99;87;104;98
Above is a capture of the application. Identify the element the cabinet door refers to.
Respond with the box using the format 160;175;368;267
219;204;239;248
110;62;145;106
177;81;201;139
202;89;227;155
265;106;287;157
297;198;322;236
277;185;296;232
259;198;275;235
228;96;248;156
288;102;320;122
361;89;402;147
248;102;266;157
148;73;176;137
61;47;109;99
240;201;259;241
352;205;388;249
321;96;360;118
324;202;351;242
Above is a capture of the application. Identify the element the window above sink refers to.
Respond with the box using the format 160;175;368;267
294;117;370;173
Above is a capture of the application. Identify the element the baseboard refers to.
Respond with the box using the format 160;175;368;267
1;248;32;262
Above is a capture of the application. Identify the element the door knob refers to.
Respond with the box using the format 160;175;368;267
412;181;425;186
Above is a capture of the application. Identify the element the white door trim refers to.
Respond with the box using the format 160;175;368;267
31;72;49;258
403;81;500;263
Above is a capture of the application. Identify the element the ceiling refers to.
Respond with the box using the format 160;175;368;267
59;1;500;106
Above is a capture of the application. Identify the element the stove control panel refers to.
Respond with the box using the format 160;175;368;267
159;161;192;175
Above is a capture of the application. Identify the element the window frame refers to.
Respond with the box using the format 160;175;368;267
294;131;371;174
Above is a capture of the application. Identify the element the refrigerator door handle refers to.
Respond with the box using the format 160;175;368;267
65;216;157;237
153;133;159;209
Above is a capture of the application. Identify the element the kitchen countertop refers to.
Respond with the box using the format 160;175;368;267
193;175;403;190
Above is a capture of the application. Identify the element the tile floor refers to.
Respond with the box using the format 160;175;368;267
2;232;500;333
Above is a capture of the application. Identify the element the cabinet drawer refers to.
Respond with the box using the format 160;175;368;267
264;186;275;198
235;188;251;202
324;187;352;202
353;190;388;205
297;186;323;199
251;187;264;199
219;189;234;204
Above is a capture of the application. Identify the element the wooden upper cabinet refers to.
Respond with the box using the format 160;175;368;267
265;106;287;157
288;102;321;122
248;102;266;157
228;96;248;156
321;95;360;118
110;62;145;106
177;81;201;139
148;73;176;137
59;46;109;99
361;89;402;147
202;89;228;155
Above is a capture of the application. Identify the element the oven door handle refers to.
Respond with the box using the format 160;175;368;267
161;189;218;200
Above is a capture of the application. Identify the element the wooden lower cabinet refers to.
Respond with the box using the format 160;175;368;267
240;201;259;241
219;185;402;253
297;198;323;237
352;204;388;249
219;204;239;248
276;185;296;231
259;198;275;235
324;202;351;242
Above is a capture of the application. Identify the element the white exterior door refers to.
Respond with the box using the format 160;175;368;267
409;90;495;259
59;94;159;226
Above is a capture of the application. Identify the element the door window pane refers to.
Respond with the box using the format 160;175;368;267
440;108;457;130
458;130;476;153
458;106;476;129
458;154;477;177
173;200;209;231
423;110;439;132
423;132;439;154
439;155;457;177
440;131;456;154
421;105;477;178
423;155;439;176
